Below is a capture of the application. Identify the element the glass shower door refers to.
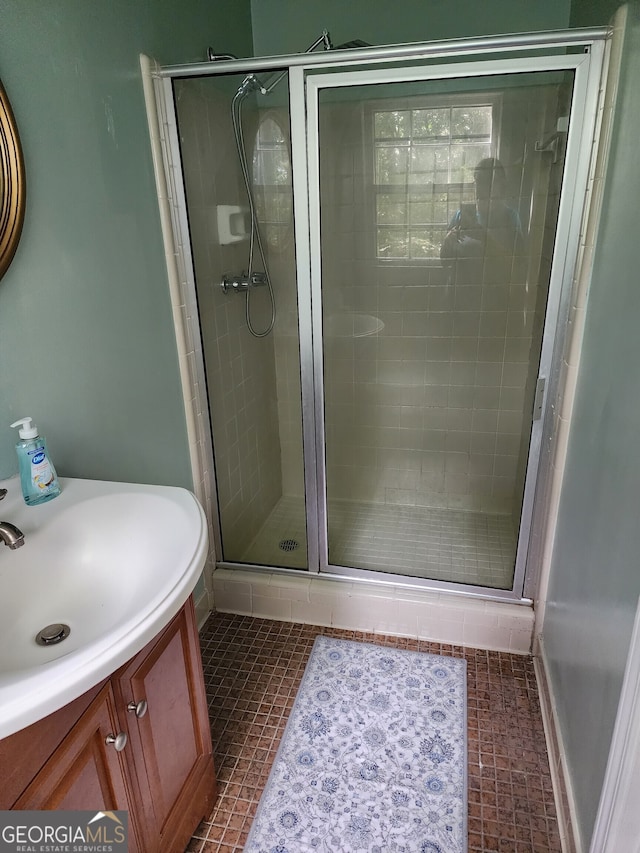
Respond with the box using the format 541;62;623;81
306;58;589;592
173;71;309;572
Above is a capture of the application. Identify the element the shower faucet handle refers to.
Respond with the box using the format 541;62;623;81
221;272;267;293
221;273;249;293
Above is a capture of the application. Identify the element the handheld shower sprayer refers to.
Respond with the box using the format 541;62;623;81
226;29;334;338
236;73;268;98
234;29;332;101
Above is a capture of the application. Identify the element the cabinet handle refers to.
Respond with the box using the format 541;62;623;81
127;699;148;718
105;731;128;751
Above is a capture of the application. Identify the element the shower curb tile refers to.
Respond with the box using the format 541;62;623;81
212;569;534;652
462;622;508;649
252;582;281;598
251;595;292;621
394;590;440;604
350;584;398;599
290;599;334;626
509;629;535;654
418;618;466;645
331;605;382;632
270;575;311;590
498;611;536;629
374;617;420;638
274;583;312;603
305;592;344;618
464;608;500;627
213;586;252;614
215;605;254;618
311;577;355;594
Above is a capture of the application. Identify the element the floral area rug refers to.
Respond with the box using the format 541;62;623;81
243;636;467;853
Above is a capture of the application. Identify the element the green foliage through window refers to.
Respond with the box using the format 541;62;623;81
253;115;293;250
374;104;492;260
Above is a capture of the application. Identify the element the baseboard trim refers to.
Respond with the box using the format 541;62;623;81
534;637;582;853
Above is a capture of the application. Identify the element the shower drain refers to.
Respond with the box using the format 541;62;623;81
279;538;299;552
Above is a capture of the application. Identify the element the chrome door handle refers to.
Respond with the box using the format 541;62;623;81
127;699;148;718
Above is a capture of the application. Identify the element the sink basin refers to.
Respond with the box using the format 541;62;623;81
0;477;207;738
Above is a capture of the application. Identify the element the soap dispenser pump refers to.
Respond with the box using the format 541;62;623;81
10;417;61;505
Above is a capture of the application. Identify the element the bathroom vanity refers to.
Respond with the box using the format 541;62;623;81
0;476;217;852
0;596;216;852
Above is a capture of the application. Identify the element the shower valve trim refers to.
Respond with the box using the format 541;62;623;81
221;272;268;293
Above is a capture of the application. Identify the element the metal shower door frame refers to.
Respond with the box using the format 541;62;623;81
295;43;606;600
152;29;607;600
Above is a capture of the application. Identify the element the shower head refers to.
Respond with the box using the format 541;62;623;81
207;48;238;61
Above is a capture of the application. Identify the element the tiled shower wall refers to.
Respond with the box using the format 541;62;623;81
176;82;286;560
318;86;563;517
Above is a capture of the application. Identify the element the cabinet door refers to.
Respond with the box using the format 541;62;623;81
114;598;216;852
13;682;142;853
0;681;105;809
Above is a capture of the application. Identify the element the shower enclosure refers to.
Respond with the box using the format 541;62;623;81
153;28;606;600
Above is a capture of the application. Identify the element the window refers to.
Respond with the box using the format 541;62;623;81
252;114;293;251
373;101;495;260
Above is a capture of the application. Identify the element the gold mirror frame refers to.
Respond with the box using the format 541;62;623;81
0;80;25;279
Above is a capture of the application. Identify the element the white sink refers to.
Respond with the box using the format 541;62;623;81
0;477;208;739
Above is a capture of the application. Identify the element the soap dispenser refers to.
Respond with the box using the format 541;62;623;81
10;417;61;505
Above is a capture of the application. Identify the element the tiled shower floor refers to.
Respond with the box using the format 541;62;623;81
187;612;561;853
242;496;517;589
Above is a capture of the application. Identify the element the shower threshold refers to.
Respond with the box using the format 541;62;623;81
241;495;517;589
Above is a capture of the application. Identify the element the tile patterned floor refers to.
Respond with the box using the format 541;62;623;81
187;612;561;853
242;497;517;589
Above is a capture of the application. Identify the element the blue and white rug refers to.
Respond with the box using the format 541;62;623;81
244;636;467;853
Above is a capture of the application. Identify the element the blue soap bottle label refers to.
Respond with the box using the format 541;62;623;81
28;444;56;491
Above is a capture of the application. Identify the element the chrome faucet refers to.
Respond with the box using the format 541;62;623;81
0;521;24;549
0;488;25;549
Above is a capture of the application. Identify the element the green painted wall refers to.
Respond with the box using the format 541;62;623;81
0;0;637;841
0;0;253;485
571;0;623;24
250;0;571;55
543;3;640;846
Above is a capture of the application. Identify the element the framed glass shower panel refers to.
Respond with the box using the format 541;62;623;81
173;72;309;571
304;50;602;595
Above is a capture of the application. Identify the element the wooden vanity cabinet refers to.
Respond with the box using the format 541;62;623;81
113;599;217;852
1;596;217;853
13;681;145;853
